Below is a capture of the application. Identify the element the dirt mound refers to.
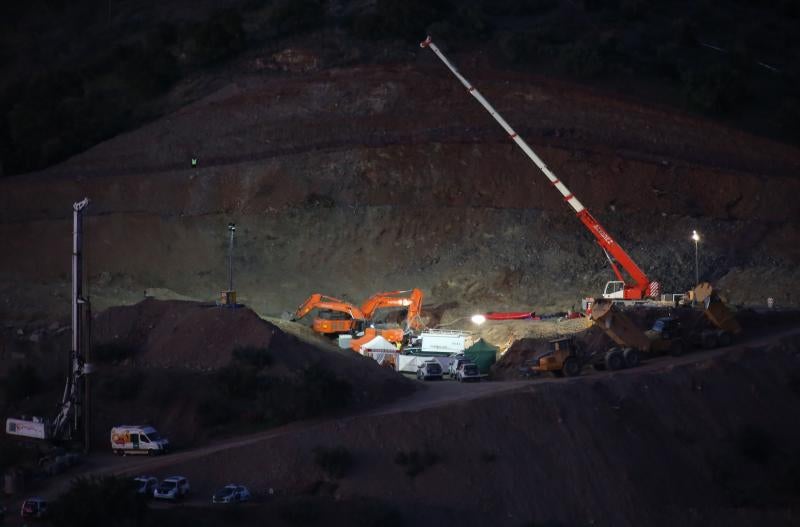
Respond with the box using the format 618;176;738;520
88;299;414;447
93;298;402;377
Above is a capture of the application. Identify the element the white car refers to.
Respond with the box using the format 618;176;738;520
448;355;471;378
133;476;159;496
455;361;481;382
153;476;190;501
416;360;443;380
212;484;252;504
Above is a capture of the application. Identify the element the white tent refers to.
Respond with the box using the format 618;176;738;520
360;335;397;353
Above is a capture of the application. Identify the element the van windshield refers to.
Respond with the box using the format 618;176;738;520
145;432;161;442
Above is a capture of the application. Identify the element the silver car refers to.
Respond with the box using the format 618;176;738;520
153;476;190;501
212;484;252;504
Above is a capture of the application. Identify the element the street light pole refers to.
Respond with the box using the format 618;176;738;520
227;223;236;293
692;230;700;286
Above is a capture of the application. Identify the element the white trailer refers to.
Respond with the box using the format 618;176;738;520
419;330;467;354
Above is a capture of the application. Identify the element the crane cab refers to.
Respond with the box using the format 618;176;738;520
602;281;625;299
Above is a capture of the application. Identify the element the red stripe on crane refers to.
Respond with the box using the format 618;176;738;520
509;133;517;139
564;194;573;201
551;179;560;186
468;87;475;92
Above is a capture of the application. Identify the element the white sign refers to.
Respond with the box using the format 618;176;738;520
6;418;47;440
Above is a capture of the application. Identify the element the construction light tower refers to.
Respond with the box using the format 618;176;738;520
220;222;237;305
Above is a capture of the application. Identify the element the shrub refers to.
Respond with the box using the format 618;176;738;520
352;0;450;41
394;449;440;477
96;370;144;401
217;364;259;398
5;364;42;402
313;446;354;479
277;498;322;526
737;424;772;465
197;396;235;427
92;342;138;362
183;9;245;65
299;365;352;416
49;476;147;527
232;346;273;368
269;0;325;35
681;62;749;114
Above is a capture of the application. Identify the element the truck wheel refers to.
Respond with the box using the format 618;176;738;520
562;357;581;377
623;348;640;368
605;350;624;371
669;340;685;357
718;331;732;347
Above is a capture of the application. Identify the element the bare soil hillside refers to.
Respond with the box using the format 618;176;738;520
1;48;799;326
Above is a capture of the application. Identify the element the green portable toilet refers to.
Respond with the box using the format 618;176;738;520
464;338;498;374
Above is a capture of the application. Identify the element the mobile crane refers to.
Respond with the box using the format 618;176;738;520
5;199;93;450
420;36;661;301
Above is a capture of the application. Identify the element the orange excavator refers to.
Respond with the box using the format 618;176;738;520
349;288;425;352
290;294;366;336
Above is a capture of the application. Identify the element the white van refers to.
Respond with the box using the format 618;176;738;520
110;425;169;455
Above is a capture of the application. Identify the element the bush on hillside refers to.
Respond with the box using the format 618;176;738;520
95;370;144;401
49;476;147;527
232;346;273;368
394;449;440;477
5;364;42;402
93;342;139;363
313;446;354;479
269;0;325;35
183;9;245;65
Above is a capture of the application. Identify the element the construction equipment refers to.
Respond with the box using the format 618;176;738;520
290;294;366;336
420;36;660;301
521;337;590;378
349;289;425;352
5;198;93;448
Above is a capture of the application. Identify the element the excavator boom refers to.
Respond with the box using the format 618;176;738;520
420;36;659;300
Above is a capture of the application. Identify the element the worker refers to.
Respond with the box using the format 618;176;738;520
191;157;198;168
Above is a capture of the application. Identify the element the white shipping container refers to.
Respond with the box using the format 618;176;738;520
6;418;48;440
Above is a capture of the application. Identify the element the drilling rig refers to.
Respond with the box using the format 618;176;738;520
5;198;93;451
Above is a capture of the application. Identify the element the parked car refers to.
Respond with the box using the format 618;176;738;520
212;484;252;504
416;360;443;380
153;476;190;501
447;354;470;378
455;361;482;382
133;476;159;496
110;425;169;456
20;497;48;519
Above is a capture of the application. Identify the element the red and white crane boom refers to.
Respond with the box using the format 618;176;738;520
420;36;659;300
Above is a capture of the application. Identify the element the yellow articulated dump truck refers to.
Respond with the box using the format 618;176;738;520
525;283;741;378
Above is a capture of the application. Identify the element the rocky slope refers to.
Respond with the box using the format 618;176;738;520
1;47;799;323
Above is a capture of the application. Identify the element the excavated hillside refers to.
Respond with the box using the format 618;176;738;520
1;46;800;323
